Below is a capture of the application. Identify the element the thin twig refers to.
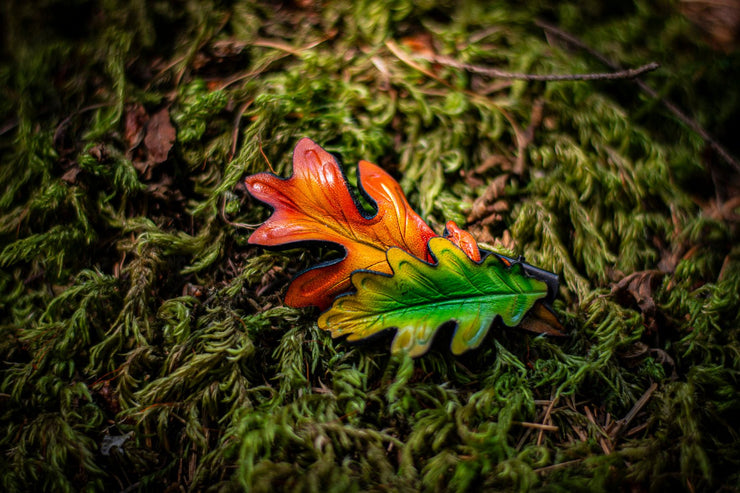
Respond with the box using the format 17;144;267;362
53;103;113;143
535;18;740;173
385;40;450;87
0;118;18;136
626;421;650;437
252;38;307;56
229;100;252;161
258;138;276;174
220;194;260;230
534;459;584;474
608;382;658;440
173;13;232;89
514;421;559;431
219;32;336;90
584;405;612;454
514;98;545;175
428;54;660;81
385;39;524;140
537;395;559;445
387;39;658;177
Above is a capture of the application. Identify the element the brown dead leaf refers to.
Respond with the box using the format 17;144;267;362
94;380;121;415
88;143;107;162
513;99;545;176
681;0;740;52
144;108;176;164
211;39;249;58
712;195;740;223
61;167;82;184
461;155;510;188
617;341;649;367
401;32;436;57
611;270;665;332
124;104;149;149
519;302;565;336
256;265;285;297
494;229;516;251
650;347;678;379
465;224;496;245
467;173;510;223
147;174;185;202
654;234;683;274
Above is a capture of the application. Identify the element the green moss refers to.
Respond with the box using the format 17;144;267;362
1;0;739;491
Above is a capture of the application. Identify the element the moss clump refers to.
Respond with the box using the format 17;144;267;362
2;0;739;491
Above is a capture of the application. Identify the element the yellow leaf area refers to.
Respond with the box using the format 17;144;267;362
319;238;549;357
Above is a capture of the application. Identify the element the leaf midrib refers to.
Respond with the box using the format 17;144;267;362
342;290;547;324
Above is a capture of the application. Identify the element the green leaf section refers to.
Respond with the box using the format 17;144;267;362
319;238;548;357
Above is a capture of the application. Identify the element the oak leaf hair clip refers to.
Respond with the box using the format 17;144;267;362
244;138;562;357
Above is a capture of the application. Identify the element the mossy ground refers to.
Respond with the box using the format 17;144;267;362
1;1;739;491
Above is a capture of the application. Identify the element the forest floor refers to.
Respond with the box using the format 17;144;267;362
1;1;739;491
